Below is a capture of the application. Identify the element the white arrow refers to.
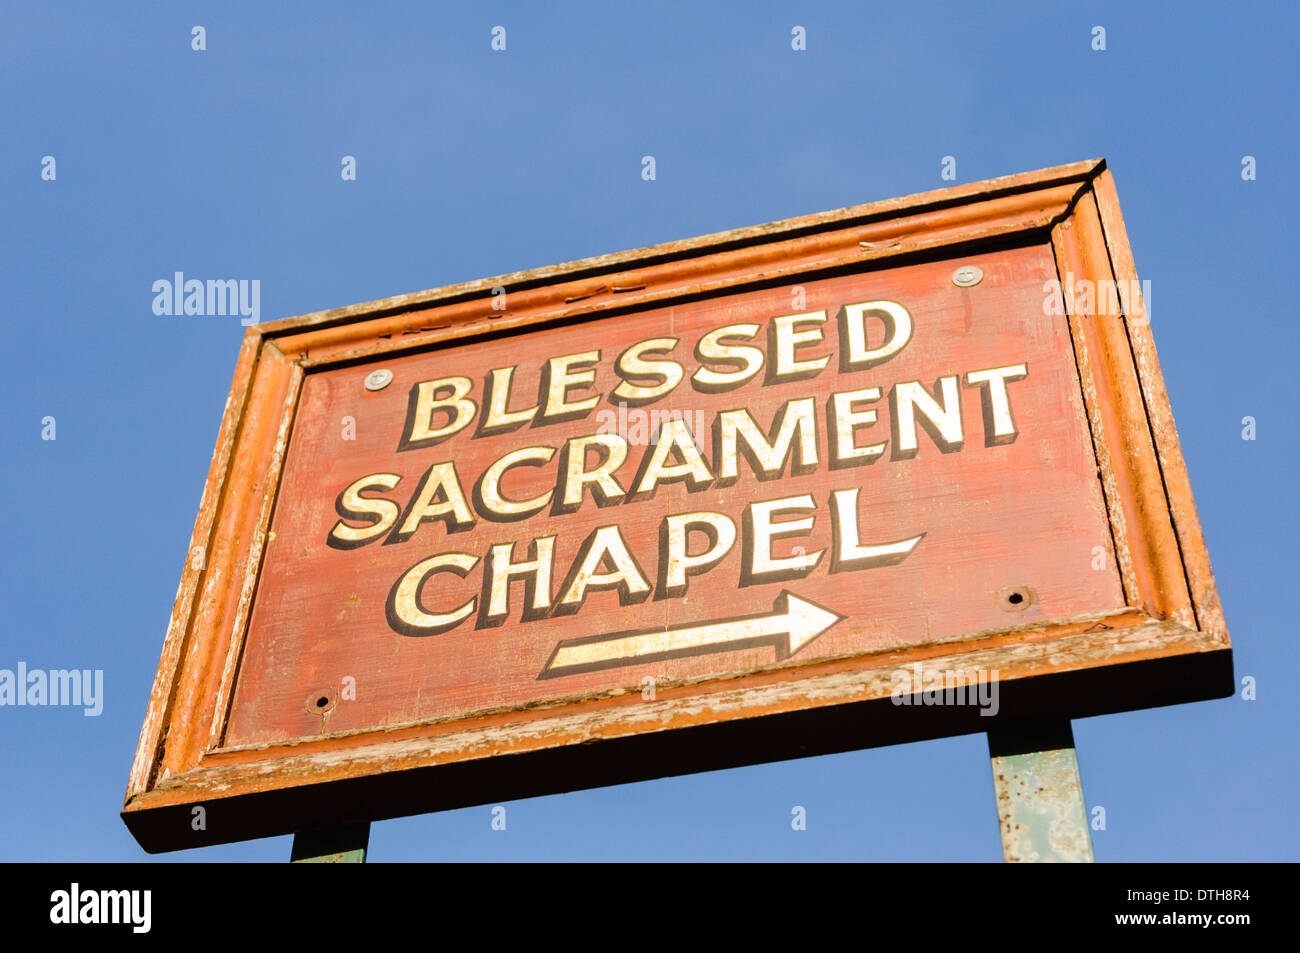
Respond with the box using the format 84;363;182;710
538;591;844;679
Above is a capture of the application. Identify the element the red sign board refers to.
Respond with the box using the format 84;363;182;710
123;160;1231;851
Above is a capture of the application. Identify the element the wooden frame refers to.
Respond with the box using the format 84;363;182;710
122;159;1231;852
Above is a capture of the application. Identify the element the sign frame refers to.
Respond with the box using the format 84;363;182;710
123;159;1232;852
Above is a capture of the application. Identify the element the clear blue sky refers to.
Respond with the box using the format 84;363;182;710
1;1;1295;861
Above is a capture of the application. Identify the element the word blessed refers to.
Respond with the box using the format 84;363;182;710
325;298;1030;639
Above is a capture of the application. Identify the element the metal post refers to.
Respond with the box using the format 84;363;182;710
290;822;370;863
987;721;1094;863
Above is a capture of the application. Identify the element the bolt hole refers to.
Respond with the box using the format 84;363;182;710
315;696;330;708
998;586;1034;612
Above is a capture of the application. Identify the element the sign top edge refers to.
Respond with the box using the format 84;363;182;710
252;158;1105;338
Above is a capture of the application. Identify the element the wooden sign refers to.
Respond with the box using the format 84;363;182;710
123;159;1232;852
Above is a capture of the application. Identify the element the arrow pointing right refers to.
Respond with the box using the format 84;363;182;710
538;591;844;680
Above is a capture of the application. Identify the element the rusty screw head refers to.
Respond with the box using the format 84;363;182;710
364;368;393;391
952;265;983;287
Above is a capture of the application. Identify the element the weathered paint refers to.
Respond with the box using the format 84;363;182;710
223;244;1118;746
989;723;1094;863
122;159;1233;853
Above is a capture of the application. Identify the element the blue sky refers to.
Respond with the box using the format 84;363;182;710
1;1;1296;861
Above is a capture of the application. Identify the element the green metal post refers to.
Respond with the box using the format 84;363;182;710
987;721;1094;863
290;822;370;863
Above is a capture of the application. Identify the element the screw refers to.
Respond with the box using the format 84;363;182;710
952;265;983;287
364;369;393;391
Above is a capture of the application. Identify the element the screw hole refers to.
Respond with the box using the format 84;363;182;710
998;586;1035;612
303;690;337;715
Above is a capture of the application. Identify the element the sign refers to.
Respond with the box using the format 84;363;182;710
123;159;1232;852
